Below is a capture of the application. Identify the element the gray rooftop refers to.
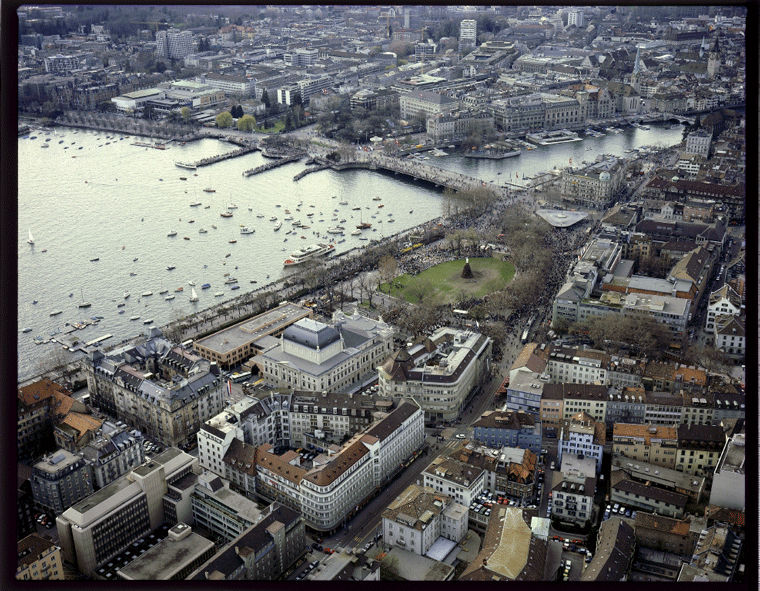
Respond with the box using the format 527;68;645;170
195;302;311;355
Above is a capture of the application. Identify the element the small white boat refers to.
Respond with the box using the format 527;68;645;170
124;292;130;298
168;230;177;237
22;327;33;333
339;200;348;205
142;291;153;297
351;229;362;235
274;222;282;231
199;228;207;233
165;294;175;300
241;227;255;234
130;315;140;321
143;319;154;324
50;310;62;316
188;281;195;286
269;216;277;222
214;291;224;297
27;229;34;244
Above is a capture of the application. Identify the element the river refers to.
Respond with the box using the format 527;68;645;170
17;122;685;382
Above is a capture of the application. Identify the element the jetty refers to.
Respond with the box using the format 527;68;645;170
242;153;303;177
185;144;260;169
294;163;330;181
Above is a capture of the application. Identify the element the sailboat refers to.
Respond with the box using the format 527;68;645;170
189;287;199;302
129;304;140;321
78;287;91;308
27;229;34;244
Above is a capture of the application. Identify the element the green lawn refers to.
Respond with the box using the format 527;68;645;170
383;257;515;306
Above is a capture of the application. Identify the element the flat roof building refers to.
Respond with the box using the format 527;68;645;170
193;302;312;370
117;523;214;580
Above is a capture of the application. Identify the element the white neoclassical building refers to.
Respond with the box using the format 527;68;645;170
251;312;395;393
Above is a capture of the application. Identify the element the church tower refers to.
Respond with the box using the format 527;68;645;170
707;34;721;78
630;45;644;94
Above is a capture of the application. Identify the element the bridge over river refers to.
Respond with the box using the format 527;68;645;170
311;151;528;196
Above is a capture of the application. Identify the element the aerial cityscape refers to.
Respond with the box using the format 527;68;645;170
16;4;748;583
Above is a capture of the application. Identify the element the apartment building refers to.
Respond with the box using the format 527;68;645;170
680;523;742;582
610;469;688;518
423;456;486;507
472;410;541;452
557;412;605;473
18;378;72;460
611;454;706;503
156;29;194;60
79;421;146;489
460;19;477;45
612;424;679;470
634;512;697;557
56;448;199;577
460;506;547;581
708;433;745;511
379;327;492;424
705;283;742;331
31;449;93;515
549;471;596;527
714;314;745;357
675;423;725;477
16;533;64;581
455;443;538;505
581;518;635;581
84;333;226;448
253;312;394;394
382;485;468;556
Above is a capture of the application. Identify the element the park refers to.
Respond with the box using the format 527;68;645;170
383;257;516;307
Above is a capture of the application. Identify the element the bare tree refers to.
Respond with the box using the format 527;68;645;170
377;255;398;294
407;278;433;305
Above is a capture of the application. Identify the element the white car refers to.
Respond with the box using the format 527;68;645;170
455;433;466;439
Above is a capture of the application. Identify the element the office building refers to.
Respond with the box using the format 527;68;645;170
188;503;305;580
117;523;215;580
460;19;477;46
56;448;199;577
382;328;493;424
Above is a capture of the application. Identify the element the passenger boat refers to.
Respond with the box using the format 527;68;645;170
241;227;255;234
283;243;335;267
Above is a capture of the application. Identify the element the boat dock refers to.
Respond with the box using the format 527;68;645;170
86;334;113;346
186;144;260;169
293;163;330;181
242;153;302;177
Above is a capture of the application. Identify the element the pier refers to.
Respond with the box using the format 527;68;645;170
293;164;330;181
242;153;303;177
187;144;260;169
